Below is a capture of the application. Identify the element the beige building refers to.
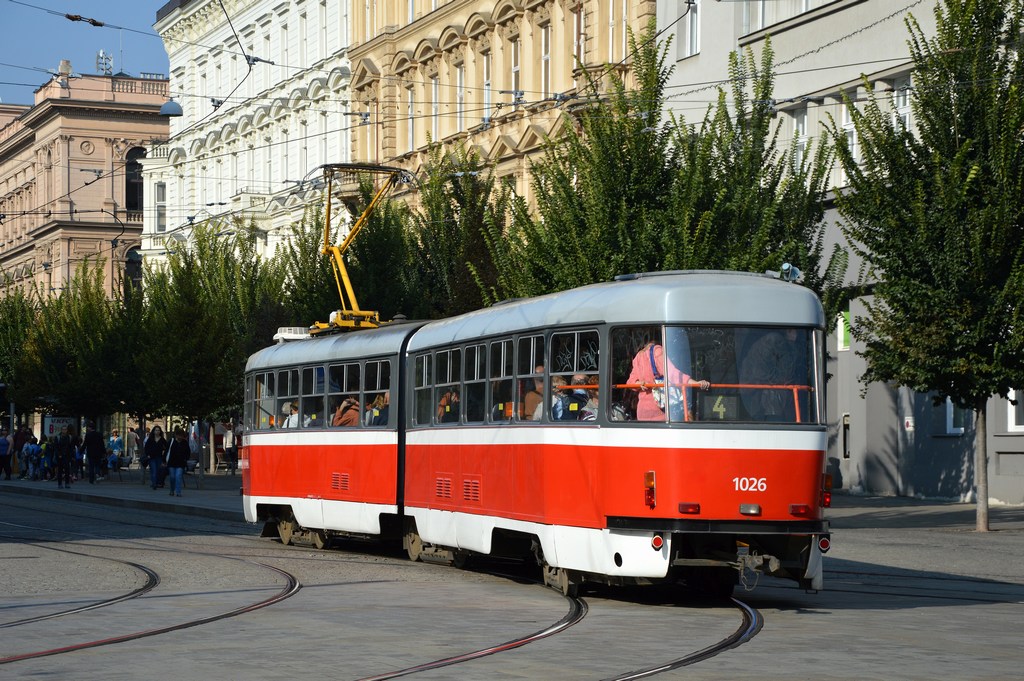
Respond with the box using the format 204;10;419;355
0;64;168;297
347;0;655;203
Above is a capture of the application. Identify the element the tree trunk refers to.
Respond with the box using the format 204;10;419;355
974;405;989;532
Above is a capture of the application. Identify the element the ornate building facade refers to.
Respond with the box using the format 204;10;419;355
347;0;655;204
0;67;168;297
144;0;354;261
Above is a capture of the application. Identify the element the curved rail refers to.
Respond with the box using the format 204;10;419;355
602;597;763;681
354;593;588;681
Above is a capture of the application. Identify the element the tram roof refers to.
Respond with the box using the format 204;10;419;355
408;270;824;352
246;321;423;372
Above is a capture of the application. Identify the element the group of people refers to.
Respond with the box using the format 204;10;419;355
0;422;147;488
141;425;192;496
331;392;390;427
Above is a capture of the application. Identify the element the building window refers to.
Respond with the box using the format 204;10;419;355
407;86;415;151
1009;390;1024;433
456;63;465;132
155;182;167;233
541;25;551;98
510;37;521;102
793;106;807;167
840;96;858;185
945;398;967;435
681;0;700;58
408;0;415;23
430;75;439;141
893;76;911;129
836;310;850;352
483;51;492;123
573;5;585;86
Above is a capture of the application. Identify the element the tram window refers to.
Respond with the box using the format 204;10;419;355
549;330;600;421
436;349;462;424
244;374;253;432
609;325;820;425
301;366;326;428
413;354;433;426
610;326;661;422
364;360;391;427
517;335;545;421
464;344;486;423
277;368;300;429
254;372;275;430
329;363;361;427
489;339;514;421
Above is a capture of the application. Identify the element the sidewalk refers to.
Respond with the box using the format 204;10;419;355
0;468;245;522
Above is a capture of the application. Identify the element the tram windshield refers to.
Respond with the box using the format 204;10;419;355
611;325;822;425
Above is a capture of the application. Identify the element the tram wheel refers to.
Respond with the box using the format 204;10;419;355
543;563;580;597
404;527;423;562
452;550;470;569
312;529;331;550
278;518;295;546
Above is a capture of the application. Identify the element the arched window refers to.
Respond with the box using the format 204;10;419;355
125;147;147;212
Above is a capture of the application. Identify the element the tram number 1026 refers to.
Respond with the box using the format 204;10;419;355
733;477;768;492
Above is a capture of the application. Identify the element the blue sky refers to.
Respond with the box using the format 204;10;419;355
0;1;170;105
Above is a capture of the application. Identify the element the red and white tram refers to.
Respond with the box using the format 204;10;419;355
242;270;831;595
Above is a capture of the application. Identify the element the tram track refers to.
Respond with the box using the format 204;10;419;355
0;518;302;666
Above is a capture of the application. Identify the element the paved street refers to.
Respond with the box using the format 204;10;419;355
1;475;1022;680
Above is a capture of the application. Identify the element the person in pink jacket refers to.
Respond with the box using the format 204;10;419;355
627;341;710;421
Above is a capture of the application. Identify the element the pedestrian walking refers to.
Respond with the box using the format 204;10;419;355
0;427;12;480
53;425;74;488
125;427;139;467
82;422;106;483
143;425;168;490
166;427;190;497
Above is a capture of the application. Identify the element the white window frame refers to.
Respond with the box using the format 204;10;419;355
407;86;415;152
945;398;966;436
541;25;551;98
840;96;858;185
511;37;521;102
1009;389;1024;433
482;51;492;122
683;0;700;58
893;75;911;129
836;310;850;352
794;106;808;168
456;63;465;132
431;75;439;141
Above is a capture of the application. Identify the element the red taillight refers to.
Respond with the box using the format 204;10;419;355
644;471;656;508
789;503;812;517
678;502;701;514
818;536;831;553
651;534;664;551
822;490;832;508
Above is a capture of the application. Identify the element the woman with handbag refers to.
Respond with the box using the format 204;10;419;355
143;426;167;490
165;427;191;497
628;341;710;421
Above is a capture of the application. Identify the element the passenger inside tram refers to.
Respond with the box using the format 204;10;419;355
332;396;360;427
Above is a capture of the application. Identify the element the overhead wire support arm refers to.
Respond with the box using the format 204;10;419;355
312;163;411;334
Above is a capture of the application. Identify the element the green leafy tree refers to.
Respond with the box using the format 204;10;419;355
345;176;423;320
483;26;838;312
411;144;499;316
277;206;339;328
0;283;38;418
830;0;1024;530
138;232;239;421
16;261;121;418
665;43;837;306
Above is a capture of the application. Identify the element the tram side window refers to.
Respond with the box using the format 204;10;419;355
610;326;661;422
364;360;391;426
549;330;600;421
517;335;545;421
463;344;486;423
435;348;462;424
489;339;514;421
413;354;433;426
301;366;326;428
244;374;253;432
277;368;300;428
328;363;360;427
254;372;275;430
